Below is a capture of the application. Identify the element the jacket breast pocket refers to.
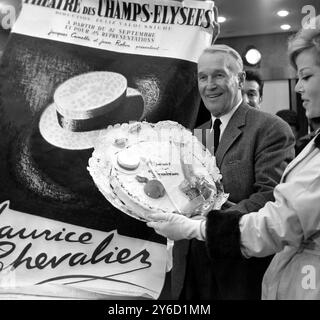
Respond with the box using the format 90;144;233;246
226;159;241;165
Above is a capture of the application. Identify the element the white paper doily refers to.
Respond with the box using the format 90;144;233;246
88;121;228;221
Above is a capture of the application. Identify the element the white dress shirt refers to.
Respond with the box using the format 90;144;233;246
197;99;243;241
210;99;243;139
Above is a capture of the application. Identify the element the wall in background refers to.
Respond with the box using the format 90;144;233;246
260;80;290;115
217;32;296;81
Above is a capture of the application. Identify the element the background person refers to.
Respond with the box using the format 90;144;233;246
242;70;264;109
295;117;320;155
276;109;300;141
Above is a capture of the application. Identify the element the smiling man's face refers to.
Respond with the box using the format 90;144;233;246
198;51;244;117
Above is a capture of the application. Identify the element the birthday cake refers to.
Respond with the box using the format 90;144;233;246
88;121;228;221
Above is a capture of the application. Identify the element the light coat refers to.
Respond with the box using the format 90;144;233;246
243;134;320;299
206;133;320;299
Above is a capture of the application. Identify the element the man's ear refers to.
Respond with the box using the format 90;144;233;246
238;71;246;89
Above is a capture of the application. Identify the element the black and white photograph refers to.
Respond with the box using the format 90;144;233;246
0;0;320;317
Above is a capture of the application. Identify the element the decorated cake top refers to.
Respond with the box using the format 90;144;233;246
88;121;228;221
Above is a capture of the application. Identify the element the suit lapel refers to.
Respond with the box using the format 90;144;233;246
215;104;247;167
197;119;211;130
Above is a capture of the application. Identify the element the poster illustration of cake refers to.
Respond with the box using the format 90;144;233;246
0;0;214;298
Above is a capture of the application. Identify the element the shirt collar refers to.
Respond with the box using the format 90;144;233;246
210;99;242;131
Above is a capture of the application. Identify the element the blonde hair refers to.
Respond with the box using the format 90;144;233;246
201;44;244;72
288;15;320;69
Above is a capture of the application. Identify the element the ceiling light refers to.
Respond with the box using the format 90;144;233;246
277;10;289;17
217;16;226;23
243;46;262;66
281;24;291;30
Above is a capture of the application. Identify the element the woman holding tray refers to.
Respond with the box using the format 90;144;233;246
148;15;320;300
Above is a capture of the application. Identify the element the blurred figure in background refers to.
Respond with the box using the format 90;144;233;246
276;109;300;141
296;118;320;155
243;70;264;109
276;110;320;155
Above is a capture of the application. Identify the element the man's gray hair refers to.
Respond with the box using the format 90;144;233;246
201;44;244;72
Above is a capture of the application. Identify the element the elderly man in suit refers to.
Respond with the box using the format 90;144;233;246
169;45;295;300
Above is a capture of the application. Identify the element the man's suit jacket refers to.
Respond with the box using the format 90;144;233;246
172;102;295;300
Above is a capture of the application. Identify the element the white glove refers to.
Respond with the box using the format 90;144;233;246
146;212;206;241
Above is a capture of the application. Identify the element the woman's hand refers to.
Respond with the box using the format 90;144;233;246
147;212;205;241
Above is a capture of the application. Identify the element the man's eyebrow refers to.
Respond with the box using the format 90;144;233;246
198;69;226;74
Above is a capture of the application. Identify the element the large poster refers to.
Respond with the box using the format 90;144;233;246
0;201;167;299
0;0;214;298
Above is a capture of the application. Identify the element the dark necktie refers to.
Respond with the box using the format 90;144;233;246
213;118;221;154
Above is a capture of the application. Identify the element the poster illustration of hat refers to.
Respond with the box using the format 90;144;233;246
0;0;214;298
